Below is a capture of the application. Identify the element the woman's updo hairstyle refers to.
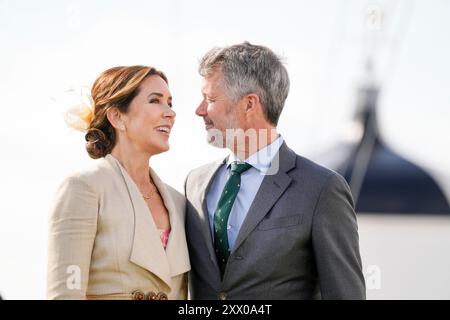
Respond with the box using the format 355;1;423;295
85;65;168;159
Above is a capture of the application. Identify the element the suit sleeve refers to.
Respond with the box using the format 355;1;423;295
47;176;98;299
311;173;366;299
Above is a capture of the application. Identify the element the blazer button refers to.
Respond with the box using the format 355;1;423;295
132;290;145;300
156;292;168;300
146;291;157;300
218;292;227;300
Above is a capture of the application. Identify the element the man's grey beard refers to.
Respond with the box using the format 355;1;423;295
206;128;254;151
205;115;239;149
206;128;227;149
205;126;281;176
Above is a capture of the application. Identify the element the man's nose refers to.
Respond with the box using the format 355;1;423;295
196;100;207;117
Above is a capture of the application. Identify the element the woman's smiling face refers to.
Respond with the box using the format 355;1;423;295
121;74;176;155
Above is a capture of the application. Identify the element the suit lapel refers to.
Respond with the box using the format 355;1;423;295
105;155;172;290
232;143;297;253
195;158;227;265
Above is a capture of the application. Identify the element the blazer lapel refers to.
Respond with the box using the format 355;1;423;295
149;168;191;277
232;143;297;253
105;155;172;290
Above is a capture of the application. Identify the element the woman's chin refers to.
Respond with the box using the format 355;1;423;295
149;142;170;155
160;143;170;153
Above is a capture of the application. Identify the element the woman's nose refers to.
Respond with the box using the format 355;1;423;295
163;105;176;118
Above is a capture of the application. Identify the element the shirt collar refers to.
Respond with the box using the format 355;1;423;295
227;135;284;173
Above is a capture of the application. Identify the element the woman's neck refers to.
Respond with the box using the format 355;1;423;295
111;143;152;185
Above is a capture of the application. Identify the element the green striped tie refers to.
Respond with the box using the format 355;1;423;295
214;161;252;278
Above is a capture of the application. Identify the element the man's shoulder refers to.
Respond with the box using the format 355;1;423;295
295;154;336;176
285;146;342;185
283;151;351;204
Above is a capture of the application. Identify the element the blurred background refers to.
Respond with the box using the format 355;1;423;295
0;0;449;299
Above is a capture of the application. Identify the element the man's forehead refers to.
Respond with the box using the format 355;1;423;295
203;71;224;88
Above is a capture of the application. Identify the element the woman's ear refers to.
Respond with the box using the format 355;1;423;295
106;108;126;131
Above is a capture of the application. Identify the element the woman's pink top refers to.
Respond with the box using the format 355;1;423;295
158;229;170;249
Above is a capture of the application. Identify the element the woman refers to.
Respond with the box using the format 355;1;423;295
47;66;190;300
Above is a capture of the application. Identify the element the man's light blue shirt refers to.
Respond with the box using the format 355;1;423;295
206;135;284;251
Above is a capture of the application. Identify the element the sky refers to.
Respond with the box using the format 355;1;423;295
0;0;449;299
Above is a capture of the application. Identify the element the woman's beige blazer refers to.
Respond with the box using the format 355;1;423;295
47;154;190;299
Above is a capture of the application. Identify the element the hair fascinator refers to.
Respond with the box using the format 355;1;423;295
63;86;94;132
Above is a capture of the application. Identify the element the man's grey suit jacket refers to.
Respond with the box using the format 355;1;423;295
185;142;366;299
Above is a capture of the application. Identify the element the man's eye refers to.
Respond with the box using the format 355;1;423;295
149;98;159;104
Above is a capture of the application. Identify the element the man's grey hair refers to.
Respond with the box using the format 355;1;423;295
199;42;290;126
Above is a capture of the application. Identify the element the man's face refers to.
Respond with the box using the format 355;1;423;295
196;68;244;148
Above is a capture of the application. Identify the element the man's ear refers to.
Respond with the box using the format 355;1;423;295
106;107;126;131
245;93;261;113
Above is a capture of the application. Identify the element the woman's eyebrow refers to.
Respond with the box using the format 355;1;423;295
147;92;172;100
147;92;163;99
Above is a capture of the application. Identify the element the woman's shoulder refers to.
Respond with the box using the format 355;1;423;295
58;157;115;191
49;160;112;227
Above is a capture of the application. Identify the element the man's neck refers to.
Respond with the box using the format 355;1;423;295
232;127;278;160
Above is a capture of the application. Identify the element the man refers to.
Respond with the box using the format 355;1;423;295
185;42;366;299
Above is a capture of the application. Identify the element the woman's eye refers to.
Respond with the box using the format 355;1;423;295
149;98;172;108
